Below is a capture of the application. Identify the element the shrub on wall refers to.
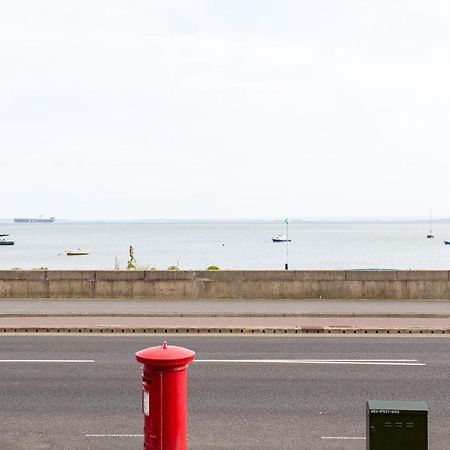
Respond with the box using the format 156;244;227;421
127;245;137;270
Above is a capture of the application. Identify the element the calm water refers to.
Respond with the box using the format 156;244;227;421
1;221;450;270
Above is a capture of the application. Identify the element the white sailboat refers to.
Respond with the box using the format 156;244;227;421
426;210;434;238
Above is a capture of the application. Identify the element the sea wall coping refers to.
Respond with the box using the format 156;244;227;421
345;270;399;281
397;270;450;281
0;270;48;281
46;270;96;281
95;270;145;281
1;270;450;283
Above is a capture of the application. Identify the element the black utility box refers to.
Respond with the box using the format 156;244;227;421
366;400;428;450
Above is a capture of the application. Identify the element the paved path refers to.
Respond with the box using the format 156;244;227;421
1;298;450;316
1;315;450;328
1;298;450;333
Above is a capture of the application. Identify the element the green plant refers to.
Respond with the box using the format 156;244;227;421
127;245;137;270
11;267;21;271
32;266;48;271
167;265;179;271
207;265;220;270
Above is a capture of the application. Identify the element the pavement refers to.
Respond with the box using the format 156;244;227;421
1;298;450;334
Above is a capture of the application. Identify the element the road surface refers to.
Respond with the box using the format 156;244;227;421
0;335;448;449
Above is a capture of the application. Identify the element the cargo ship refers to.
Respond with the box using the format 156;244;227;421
14;216;55;223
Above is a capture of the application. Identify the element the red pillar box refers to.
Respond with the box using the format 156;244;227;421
135;341;195;450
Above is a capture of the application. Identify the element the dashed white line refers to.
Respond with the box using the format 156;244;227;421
86;434;143;438
321;436;365;440
85;434;366;441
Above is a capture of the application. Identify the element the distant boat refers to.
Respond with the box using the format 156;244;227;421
65;249;89;256
426;209;434;238
14;216;55;223
272;234;291;242
444;241;450;245
0;235;15;245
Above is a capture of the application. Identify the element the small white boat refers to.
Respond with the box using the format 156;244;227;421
272;234;291;242
65;249;89;256
0;234;15;245
426;209;435;238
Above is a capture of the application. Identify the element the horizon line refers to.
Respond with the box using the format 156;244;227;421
1;216;449;223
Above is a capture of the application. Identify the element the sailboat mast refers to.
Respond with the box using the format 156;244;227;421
426;209;435;238
285;218;289;270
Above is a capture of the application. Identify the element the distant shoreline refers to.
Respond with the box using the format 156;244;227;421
1;218;449;224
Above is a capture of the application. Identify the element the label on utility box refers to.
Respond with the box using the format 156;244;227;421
143;391;150;416
370;409;400;414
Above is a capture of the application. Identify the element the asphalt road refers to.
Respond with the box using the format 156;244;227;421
0;335;449;449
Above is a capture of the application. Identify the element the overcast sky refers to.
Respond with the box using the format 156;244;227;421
1;1;449;220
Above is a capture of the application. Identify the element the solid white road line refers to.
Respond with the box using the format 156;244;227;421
195;359;425;366
0;359;95;363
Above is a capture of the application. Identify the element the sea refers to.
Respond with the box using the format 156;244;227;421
1;221;450;271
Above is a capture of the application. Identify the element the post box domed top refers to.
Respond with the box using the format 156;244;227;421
135;341;195;367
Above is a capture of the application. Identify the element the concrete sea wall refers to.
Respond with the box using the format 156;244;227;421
0;270;450;299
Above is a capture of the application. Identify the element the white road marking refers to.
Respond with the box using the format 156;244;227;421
0;359;95;363
195;359;425;366
86;434;366;440
321;436;365;440
86;434;143;438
